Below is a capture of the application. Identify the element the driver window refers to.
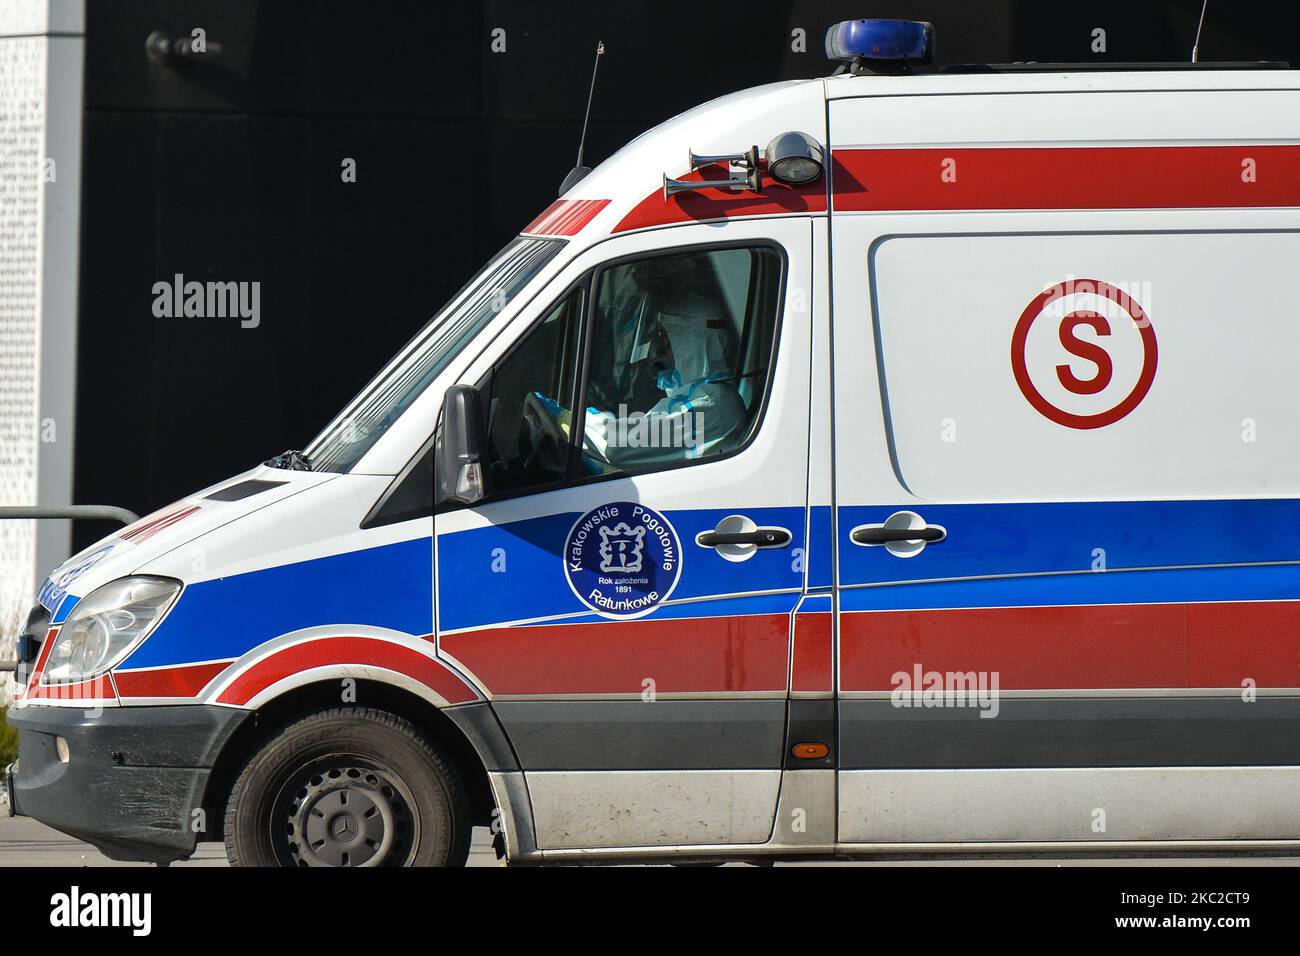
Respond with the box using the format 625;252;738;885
577;245;782;477
464;243;783;506
479;287;584;494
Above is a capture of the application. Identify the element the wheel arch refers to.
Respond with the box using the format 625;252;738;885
201;679;506;841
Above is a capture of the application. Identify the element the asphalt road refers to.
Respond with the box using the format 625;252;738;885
0;815;499;867
2;815;1298;866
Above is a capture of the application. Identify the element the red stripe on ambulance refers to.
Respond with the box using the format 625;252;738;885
841;600;1300;691
441;613;790;696
27;674;115;702
522;198;610;237
831;144;1300;212
790;609;833;695
119;505;200;544
614;165;827;233
16;625;61;699
115;660;232;699
216;637;479;706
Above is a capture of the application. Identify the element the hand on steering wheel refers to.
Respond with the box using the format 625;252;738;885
519;391;570;475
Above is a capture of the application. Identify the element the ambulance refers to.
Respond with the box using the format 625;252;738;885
10;18;1300;866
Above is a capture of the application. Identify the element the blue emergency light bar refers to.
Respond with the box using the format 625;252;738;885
825;19;934;64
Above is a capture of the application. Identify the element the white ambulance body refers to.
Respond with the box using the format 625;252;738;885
10;20;1300;865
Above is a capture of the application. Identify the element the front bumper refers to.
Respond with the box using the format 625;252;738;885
7;704;248;863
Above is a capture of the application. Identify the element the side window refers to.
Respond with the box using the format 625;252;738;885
478;287;584;494
578;246;782;477
363;440;433;528
440;243;784;509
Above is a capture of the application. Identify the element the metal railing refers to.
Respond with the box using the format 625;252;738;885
0;505;140;526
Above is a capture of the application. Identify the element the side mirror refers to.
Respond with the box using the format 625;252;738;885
435;385;487;506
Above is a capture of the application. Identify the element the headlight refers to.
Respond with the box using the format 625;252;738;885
42;576;181;683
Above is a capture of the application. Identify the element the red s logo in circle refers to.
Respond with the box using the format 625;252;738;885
1056;310;1112;395
1011;279;1157;430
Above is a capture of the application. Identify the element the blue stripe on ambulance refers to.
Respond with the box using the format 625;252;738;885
120;537;432;670
435;506;806;633
838;498;1300;584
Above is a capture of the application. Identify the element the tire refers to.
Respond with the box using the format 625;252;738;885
224;707;471;867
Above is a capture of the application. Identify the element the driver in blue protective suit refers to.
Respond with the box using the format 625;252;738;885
532;257;749;471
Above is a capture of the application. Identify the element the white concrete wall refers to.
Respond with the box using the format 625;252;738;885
0;0;83;694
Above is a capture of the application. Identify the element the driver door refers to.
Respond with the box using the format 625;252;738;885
435;218;813;850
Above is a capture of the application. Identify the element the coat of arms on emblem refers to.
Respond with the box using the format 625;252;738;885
566;502;681;618
598;522;646;573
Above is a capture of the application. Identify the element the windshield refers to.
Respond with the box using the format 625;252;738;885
305;237;565;472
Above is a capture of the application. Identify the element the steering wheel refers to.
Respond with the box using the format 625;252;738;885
519;392;570;476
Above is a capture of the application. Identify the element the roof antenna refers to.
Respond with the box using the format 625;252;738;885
1191;0;1209;62
559;40;604;196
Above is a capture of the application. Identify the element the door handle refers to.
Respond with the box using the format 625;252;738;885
851;526;945;545
696;515;791;562
849;510;946;558
697;529;791;547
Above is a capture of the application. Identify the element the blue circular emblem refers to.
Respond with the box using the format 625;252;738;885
565;502;682;619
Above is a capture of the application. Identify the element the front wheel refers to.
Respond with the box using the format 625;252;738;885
224;707;471;867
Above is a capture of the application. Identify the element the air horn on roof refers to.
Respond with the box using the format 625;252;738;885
662;132;824;200
663;145;762;199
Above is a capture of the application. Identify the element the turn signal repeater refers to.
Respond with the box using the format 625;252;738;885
792;742;830;760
